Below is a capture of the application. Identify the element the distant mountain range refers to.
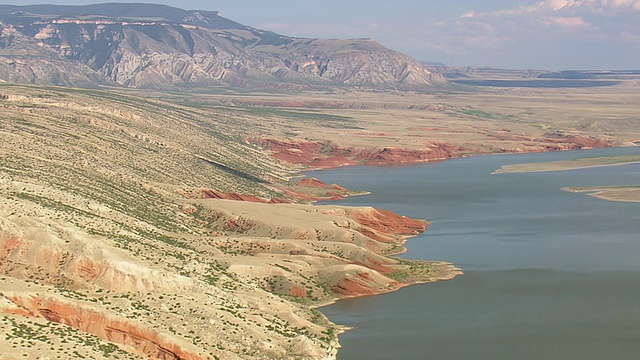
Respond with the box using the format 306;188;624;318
0;3;444;90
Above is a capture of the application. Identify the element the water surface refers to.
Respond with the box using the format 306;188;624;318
311;147;640;360
451;79;620;88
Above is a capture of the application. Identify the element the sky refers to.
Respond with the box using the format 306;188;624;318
4;0;640;70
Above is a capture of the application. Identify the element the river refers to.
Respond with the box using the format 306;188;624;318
309;147;640;360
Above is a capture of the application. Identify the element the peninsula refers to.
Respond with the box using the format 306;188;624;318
493;155;640;203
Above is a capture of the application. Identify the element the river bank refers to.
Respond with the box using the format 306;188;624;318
312;146;640;360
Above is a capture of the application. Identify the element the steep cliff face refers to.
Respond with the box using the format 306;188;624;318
0;4;444;90
0;22;108;86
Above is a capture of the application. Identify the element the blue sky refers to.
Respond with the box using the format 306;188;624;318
5;0;640;70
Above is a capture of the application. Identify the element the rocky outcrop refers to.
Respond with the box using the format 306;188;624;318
365;146;455;164
3;293;210;360
261;138;462;169
349;207;427;238
0;233;196;294
540;132;614;150
319;207;427;245
0;23;109;86
201;189;289;204
297;178;346;191
260;132;617;169
320;264;398;297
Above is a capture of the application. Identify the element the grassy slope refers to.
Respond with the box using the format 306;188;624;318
0;84;330;359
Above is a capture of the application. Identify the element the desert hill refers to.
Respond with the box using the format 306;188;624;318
0;83;464;359
0;3;444;90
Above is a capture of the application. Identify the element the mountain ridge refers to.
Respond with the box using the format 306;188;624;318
0;3;445;90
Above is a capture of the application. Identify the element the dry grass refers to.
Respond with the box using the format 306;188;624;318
125;80;640;152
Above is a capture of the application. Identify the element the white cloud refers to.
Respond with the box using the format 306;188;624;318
412;0;640;68
526;0;640;12
450;0;640;41
541;0;577;11
254;0;638;69
589;0;640;10
546;16;588;27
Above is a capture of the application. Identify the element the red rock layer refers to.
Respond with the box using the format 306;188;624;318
365;146;453;165
260;135;616;169
350;208;427;238
4;294;209;360
331;272;391;297
260;138;461;169
296;177;347;191
201;189;289;204
289;285;307;298
540;132;614;150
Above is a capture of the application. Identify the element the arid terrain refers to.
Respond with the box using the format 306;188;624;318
1;75;640;360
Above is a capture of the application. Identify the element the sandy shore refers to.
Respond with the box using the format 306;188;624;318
563;186;640;202
492;153;640;174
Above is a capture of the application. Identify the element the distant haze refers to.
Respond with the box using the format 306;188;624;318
4;0;640;70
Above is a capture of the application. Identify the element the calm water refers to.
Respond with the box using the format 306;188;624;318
310;147;640;360
451;79;621;88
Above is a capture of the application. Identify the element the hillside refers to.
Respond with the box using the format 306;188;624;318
0;3;444;90
0;83;463;359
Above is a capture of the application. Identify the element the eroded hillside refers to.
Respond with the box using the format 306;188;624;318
0;4;443;90
0;84;459;359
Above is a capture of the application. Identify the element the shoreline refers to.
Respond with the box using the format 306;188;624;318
311;260;462;338
562;186;640;203
304;147;640;360
491;151;640;174
494;160;640;174
301;144;637;173
297;145;638;358
297;160;464;347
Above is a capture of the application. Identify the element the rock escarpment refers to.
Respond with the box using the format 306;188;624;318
0;4;444;90
259;133;617;169
260;138;461;169
3;291;208;360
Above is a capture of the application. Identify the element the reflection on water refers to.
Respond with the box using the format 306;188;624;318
310;147;640;360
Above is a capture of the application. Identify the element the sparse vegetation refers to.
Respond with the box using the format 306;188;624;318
0;77;638;360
